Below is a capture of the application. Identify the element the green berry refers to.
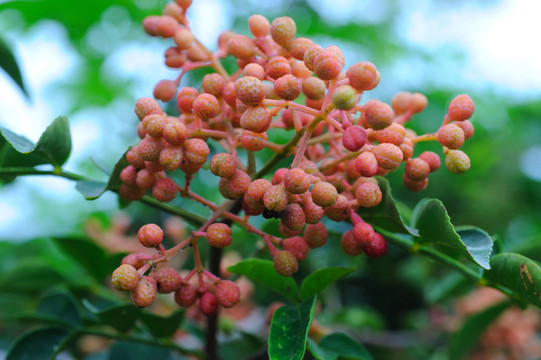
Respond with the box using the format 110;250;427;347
273;250;298;277
445;150;470;174
332;85;357;110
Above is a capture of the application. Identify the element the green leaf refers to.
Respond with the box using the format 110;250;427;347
76;149;128;200
0;260;65;293
268;296;317;360
219;332;266;360
140;309;185;338
227;259;299;302
411;199;492;269
0;36;27;96
484;253;541;308
300;266;355;301
357;177;414;235
37;290;81;327
108;341;172;360
318;333;373;360
6;326;71;360
0;116;71;168
449;301;510;360
307;338;337;360
52;236;108;281
82;301;139;333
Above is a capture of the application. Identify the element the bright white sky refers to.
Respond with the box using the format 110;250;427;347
0;0;540;239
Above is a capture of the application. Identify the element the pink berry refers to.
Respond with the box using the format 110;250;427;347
215;280;241;308
218;169;251;199
303;222;328;249
342;125;367;152
154;268;182;293
193;93;220;120
206;223;232;248
341;230;363;256
200;292;219;316
448;94;474;121
130;277;157;308
152;177;178;202
282;236;310;261
174;282;198;307
355;182;382;208
311;181;338;208
111;264;139;291
138;224;164;247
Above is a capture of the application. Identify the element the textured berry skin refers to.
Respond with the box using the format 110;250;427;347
219;169;251;199
281;203;306;231
418;151;441;172
313;51;342;80
243;196;265;216
174;282;198;307
282;236;310;261
332;85;357;110
127;149;145;169
263;184;289;212
243;63;266;81
375;123;406;146
153;79;177;102
445;150;471;174
448;94;474;121
273;250;298;277
241;130;267;151
354;152;378;177
222;82;238;108
362;232;388;258
159;145;183;171
202;73;226;98
399;137;414;161
341;230;363;256
183;138;210;166
176;87;199;113
404;158;430;181
248;14;270;37
153;177;178;202
278;220;302;237
206;223;232;248
272;168;289;185
210;153;237;178
290;37;313;60
270;16;296;48
227;34;256;59
215;280;241;308
130;277;157;308
403;174;429;192
136;168;157;189
342;125;367;152
120;165;137;185
364;100;394;130
274;74;301;101
235;76;265;106
246;179;272;201
437;124;465;150
121;253;149;270
137;137;165;162
193;93;220;120
266;56;291;79
355;182;382;208
135;97;162;121
112;264;139;291
138;224;164;247
302;77;326;100
285;168;311;194
324;194;350;222
155;268;182;293
372;143;404;170
240;105;272;133
303;44;324;71
163;121;188;145
311;181;338;208
304;222;328;249
200;292;219;316
346;62;379;91
352;222;375;245
301;194;324;224
454;120;474;139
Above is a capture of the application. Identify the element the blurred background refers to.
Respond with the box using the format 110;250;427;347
1;0;541;358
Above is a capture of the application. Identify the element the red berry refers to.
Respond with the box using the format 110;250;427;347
324;194;350;222
285;168;311;194
155;267;182;293
135;97;162;121
240;105;272;133
313;51;342;80
448;94;474;121
202;73;226;98
210;153;237;178
301;194;324;224
138;224;163;247
176;87;199;113
374;123;406;146
281;203;306;231
121;253;149;270
355;182;382;208
274;74;301;101
364;99;394;130
206;223;232;248
218;169;251;199
341;230;363;256
152;177;178;202
248;14;270;37
120;165;137;185
183;138;210;166
130;277;157;308
404;158;430;181
354;152;378;177
403;174;429;192
163;121;188;145
235;76;265;106
174;282;198;307
346;62;380;91
437;124;465;150
362;232;387;258
270;16;296;48
241;130;267;151
266;56;291;80
153;79;177;102
302;77;327;100
371;143;403;170
311;181;338;208
200;292;219;316
193;93;220;120
304;222;328;249
159;145;183;171
282;236;310;261
342;125;367;152
418;151;441;172
227;35;256;59
290;37;314;60
215;280;240;308
137;137;164;162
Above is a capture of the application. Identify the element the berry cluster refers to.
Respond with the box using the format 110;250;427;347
113;0;476;314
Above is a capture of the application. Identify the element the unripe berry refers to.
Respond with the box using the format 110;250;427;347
119;184;145;201
448;94;474;121
302;77;326;100
281;237;308;262
362;232;388;258
403;174;429;192
281;203;306;231
219;169;251;199
215;280;241;308
153;177;178;202
111;264;139;291
270;16;296;48
155;268;182;293
206;223;232;248
266;56;291;79
404;158;430;181
355;182;382;208
371;143;403;170
418;151;441;172
332;85;357;110
273;250;298;277
138;224;164;247
347;62;379;91
290;37;314;60
163;121;188;145
183;138;210;165
246;179;272;201
437;124;465;150
241;130;267;151
137;137;164;162
193;93;220;120
341;230;363;256
354;152;378;177
235;76;265;106
120;165;137;185
174;282;198;307
130;277;157;308
153;80;177;102
135;97;162;121
454;120;474;140
202;73;226;98
210;153;237;178
304;222;328;249
364;100;394;130
303;44;324;71
324;194;349;222
301;195;324;224
313;51;342;80
274;74;302;101
374;123;406;146
311;181;338;208
263;183;289;212
176;87;199;113
342;125;367;152
227;35;256;59
200;292;219;316
285;168;311;194
159;145;183;171
240;105;272;133
248;14;270;37
243;63;266;80
445;150;470;174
